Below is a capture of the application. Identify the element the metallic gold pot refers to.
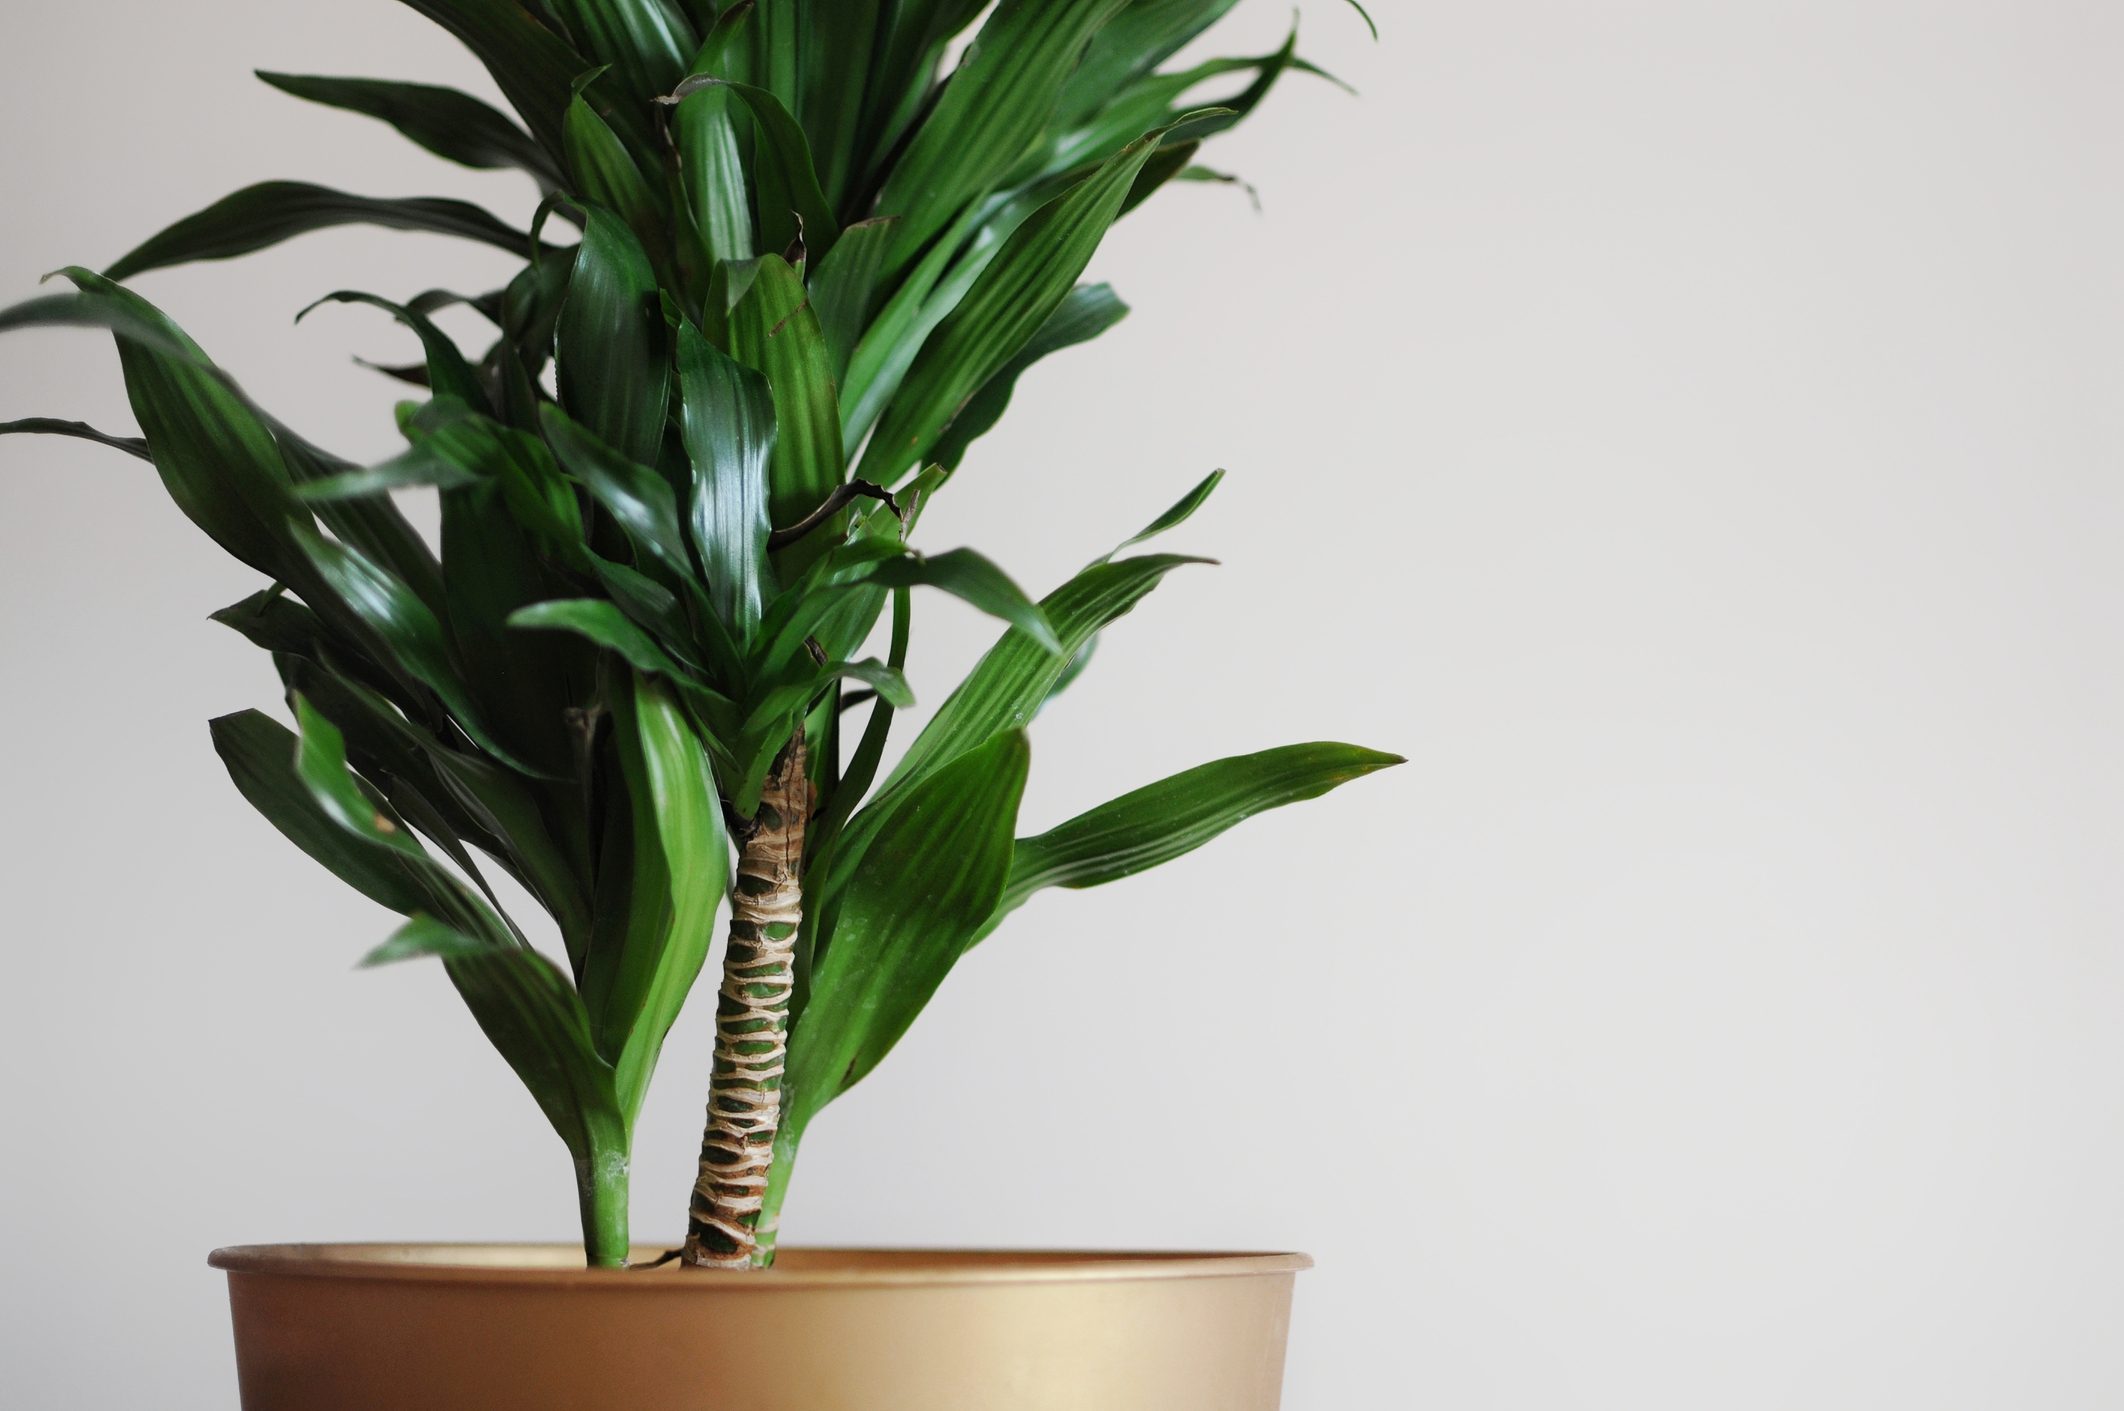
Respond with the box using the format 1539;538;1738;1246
209;1244;1310;1411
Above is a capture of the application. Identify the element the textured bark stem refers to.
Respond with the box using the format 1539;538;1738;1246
683;734;809;1269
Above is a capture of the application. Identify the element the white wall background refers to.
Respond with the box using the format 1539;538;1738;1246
5;2;2122;1407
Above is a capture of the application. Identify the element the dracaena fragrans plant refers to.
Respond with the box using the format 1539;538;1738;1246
3;0;1393;1271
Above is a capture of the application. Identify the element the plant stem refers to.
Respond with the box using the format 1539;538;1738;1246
576;1142;632;1269
683;733;809;1269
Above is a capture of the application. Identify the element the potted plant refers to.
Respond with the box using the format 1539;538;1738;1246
3;1;1392;1407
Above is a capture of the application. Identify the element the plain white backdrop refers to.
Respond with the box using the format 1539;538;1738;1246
4;2;2122;1407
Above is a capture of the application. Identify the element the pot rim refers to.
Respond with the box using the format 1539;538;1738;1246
207;1243;1314;1289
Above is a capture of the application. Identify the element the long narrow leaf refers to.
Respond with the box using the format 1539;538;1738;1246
255;71;562;184
107;183;541;281
678;321;776;639
979;743;1404;939
785;729;1029;1129
557;206;671;469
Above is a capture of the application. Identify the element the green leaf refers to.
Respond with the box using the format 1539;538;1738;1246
392;0;599;154
209;710;431;916
677;321;776;639
360;914;496;966
981;743;1404;940
1059;0;1241;126
291;521;539;774
861;548;1060;654
564;84;666;258
290;443;486;502
875;0;1133;273
13;277;308;583
825;657;915;709
1111;468;1223;556
287;692;625;1165
586;675;730;1124
557;206;672;469
785;730;1030;1127
546;0;695;107
806;217;898;381
859;126;1169;484
0;417;149;461
255;71;562;184
671;83;756;271
929;282;1129;470
668;77;839;262
106;182;540;281
297;290;487;409
728;255;843;533
883;553;1207;794
806;586;909;864
508;599;715;695
538;405;694;582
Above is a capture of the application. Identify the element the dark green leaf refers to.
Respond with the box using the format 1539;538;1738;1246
728;255;843;534
875;0;1133;273
392;0;599;154
859;126;1168;484
557;206;671;469
107;182;541;282
209;710;430;915
677;321;776;638
929;282;1129;470
297;290;487;409
564;84;667;259
584;675;729;1123
539;405;693;581
255;71;562;184
547;0;695;107
785;730;1029;1127
861;548;1060;654
806;217;897;381
980;743;1404;939
668;77;839;262
361;914;496;966
292;520;539;774
508;599;709;690
882;553;1208;793
671;83;755;271
0;417;148;460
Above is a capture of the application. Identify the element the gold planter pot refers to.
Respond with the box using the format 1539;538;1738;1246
209;1244;1311;1411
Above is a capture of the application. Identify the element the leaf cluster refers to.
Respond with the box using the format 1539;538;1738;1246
2;0;1394;1254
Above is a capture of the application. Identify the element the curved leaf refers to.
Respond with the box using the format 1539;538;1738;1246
980;743;1404;940
668;77;838;262
0;417;149;461
292;520;539;775
557;206;671;469
861;548;1060;653
392;0;598;153
678;321;776;638
859;126;1168;484
548;0;695;107
875;0;1133;273
883;553;1208;794
785;729;1030;1129
587;675;730;1124
210;710;430;916
298;290;487;409
729;256;842;535
255;71;562;183
929;282;1129;470
107;182;541;281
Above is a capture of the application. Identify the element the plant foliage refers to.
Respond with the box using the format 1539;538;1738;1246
4;0;1394;1268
